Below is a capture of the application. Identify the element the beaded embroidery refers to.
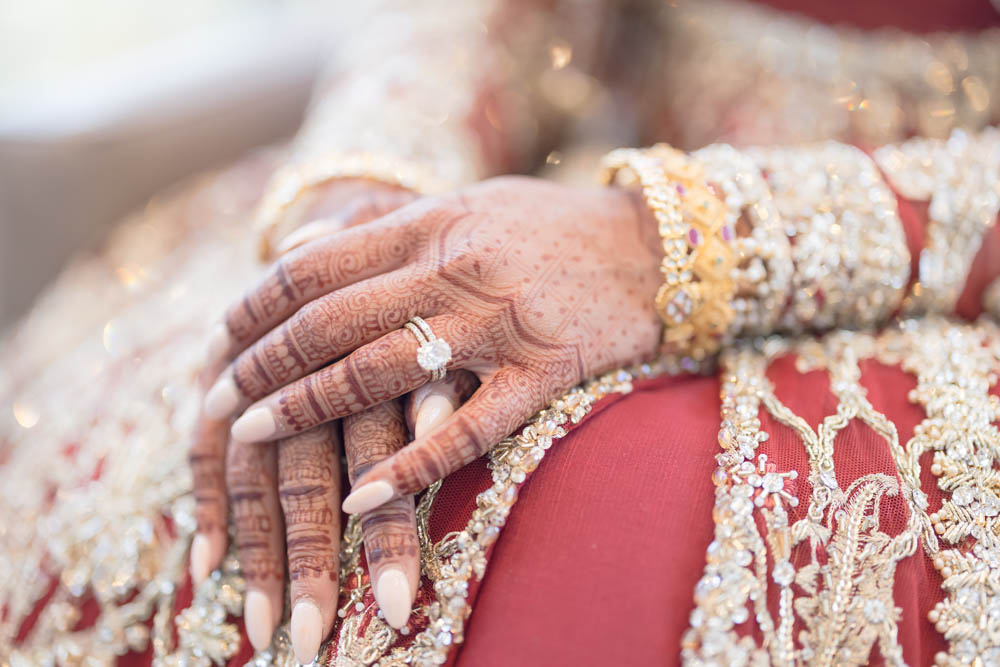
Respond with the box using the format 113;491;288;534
875;128;1000;316
682;318;1000;666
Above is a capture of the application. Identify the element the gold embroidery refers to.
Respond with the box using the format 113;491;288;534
683;333;922;666
747;143;910;333
874;128;1000;316
0;156;269;666
166;554;245;666
878;319;1000;666
684;319;1000;665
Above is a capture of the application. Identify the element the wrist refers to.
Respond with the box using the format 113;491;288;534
600;145;738;361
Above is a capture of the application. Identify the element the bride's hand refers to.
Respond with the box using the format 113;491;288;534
190;177;439;660
221;371;476;663
203;176;663;513
190;177;415;580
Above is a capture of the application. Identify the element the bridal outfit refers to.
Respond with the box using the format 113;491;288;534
3;1;1000;665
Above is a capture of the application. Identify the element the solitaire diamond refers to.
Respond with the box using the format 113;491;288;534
416;338;452;372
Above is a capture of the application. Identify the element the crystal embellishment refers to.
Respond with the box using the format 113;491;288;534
417;338;452;372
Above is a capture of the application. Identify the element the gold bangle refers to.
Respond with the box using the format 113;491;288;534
254;151;447;261
600;144;736;360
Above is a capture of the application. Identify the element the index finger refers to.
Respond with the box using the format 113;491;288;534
209;201;435;365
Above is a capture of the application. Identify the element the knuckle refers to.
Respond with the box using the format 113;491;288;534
285;533;334;556
360;509;412;534
231;348;268;399
287;552;337;582
224;300;256;346
295;295;356;359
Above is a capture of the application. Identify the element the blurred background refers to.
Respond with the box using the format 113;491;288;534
0;0;342;329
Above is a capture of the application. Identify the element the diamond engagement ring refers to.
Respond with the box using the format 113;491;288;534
404;316;451;381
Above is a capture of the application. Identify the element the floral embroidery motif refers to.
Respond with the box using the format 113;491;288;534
683;319;1000;666
880;319;1000;666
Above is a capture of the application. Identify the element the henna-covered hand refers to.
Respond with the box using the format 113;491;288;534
205;176;663;515
226;436;286;651
225;423;343;659
188;361;233;586
280;371;475;664
189;177;420;657
278;424;342;662
344;401;417;629
343;371;479;633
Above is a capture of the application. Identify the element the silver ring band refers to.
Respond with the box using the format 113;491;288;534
404;316;451;381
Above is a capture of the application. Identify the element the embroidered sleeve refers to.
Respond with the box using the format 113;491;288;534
603;130;1000;360
256;0;618;256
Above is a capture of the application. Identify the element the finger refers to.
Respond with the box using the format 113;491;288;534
314;184;420;232
278;424;341;664
204;269;437;419
274;218;346;257
228;315;486;443
189;359;233;585
227;439;284;652
262;181;419;261
343;368;544;514
406;370;480;438
210;200;437;366
188;413;230;585
344;401;419;629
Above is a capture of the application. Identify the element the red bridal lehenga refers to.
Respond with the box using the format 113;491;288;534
3;1;1000;665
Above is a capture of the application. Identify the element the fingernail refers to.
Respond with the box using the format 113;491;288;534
414;394;455;438
204;376;240;419
206;323;232;365
276;219;342;256
375;568;413;629
342;480;395;514
245;590;275;651
290;600;323;664
189;534;211;585
191;532;226;586
232;407;276;442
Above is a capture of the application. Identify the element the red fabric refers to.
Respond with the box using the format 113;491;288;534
749;0;1000;32
454;359;950;666
457;374;721;667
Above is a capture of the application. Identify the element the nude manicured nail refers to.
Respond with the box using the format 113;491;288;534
190;532;226;586
245;590;275;651
414;394;455;438
342;480;395;514
204;376;240;419
232;408;276;442
290;600;323;664
206;323;232;365
189;534;211;585
375;568;412;629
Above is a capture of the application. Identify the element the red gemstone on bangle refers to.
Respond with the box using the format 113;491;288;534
687;227;701;246
721;224;734;242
